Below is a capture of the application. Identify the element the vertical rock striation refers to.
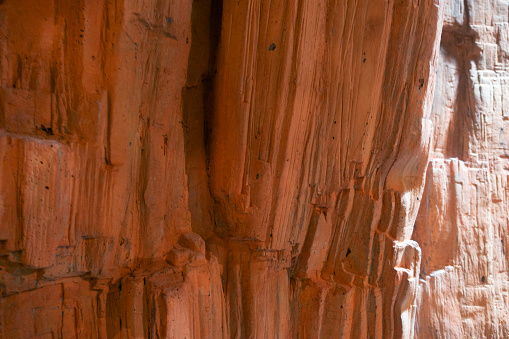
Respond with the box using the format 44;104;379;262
208;0;443;337
413;0;509;337
0;0;507;338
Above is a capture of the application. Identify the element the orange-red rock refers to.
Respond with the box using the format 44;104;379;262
0;0;508;338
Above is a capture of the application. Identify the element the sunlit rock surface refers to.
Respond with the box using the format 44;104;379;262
0;0;507;338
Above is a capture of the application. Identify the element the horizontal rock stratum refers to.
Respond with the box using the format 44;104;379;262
0;0;508;338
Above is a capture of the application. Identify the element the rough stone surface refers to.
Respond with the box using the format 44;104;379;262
414;1;509;337
0;0;507;338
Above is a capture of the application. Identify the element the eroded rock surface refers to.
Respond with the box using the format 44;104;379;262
414;1;509;337
0;0;507;338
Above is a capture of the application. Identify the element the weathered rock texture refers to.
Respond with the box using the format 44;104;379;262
0;0;507;338
414;1;509;337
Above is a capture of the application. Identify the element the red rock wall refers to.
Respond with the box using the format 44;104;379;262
0;0;507;338
414;1;509;337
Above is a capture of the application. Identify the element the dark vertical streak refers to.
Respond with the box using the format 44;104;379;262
440;0;481;160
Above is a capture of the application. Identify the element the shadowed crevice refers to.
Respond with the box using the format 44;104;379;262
182;0;223;239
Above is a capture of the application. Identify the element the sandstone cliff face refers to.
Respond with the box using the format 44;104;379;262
0;0;507;338
414;1;509;337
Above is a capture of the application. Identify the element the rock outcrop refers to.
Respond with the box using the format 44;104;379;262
414;1;509;337
0;0;507;338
